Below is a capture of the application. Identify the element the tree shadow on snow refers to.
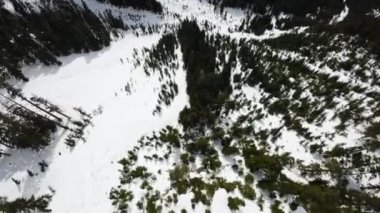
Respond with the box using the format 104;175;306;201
21;45;113;81
0;124;69;198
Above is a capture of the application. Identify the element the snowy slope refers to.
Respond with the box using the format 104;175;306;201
1;0;379;212
0;1;248;211
0;32;188;212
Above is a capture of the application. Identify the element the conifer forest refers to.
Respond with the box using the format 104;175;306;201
0;0;379;212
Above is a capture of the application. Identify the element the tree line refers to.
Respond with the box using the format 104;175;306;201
0;0;111;81
97;0;163;13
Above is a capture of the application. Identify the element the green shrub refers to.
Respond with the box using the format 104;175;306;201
227;197;245;210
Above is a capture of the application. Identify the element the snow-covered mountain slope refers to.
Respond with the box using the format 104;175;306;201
0;0;380;212
1;33;187;212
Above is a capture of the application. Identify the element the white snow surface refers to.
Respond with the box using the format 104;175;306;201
2;0;15;13
330;0;349;24
0;33;188;212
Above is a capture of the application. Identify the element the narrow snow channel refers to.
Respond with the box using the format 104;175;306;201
0;33;188;212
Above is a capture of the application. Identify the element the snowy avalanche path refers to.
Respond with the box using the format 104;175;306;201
0;33;188;212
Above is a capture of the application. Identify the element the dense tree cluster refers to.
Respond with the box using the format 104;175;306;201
139;33;179;114
0;83;62;150
144;33;178;72
212;0;380;56
237;24;380;211
259;174;380;213
0;195;52;212
178;20;233;129
212;0;344;19
0;0;111;81
97;0;163;13
0;104;57;150
110;16;380;212
0;82;94;151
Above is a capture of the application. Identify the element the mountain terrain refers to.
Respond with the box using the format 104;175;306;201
0;0;379;212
